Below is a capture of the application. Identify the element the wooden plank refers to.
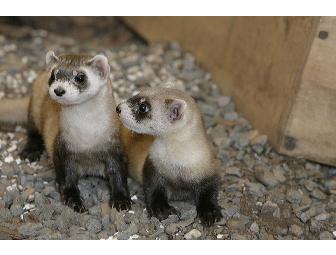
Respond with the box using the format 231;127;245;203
280;17;336;165
124;17;319;150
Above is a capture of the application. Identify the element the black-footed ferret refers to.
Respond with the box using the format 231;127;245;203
118;87;222;226
0;51;131;212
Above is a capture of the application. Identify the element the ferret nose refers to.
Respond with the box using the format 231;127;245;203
54;87;66;97
116;105;121;114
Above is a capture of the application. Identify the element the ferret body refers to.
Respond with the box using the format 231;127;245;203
118;88;222;226
0;52;131;212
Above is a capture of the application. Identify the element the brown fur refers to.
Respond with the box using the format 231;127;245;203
118;88;219;184
121;127;154;183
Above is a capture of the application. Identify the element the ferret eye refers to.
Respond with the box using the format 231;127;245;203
139;103;149;113
75;73;86;84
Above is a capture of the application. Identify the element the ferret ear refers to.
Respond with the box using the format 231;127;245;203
46;51;59;70
87;54;110;79
166;99;187;122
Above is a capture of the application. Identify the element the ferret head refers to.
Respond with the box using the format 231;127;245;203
116;88;199;136
46;51;110;105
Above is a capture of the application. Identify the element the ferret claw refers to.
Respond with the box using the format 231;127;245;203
198;206;222;227
111;197;132;211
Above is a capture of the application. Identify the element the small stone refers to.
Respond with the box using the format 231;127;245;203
223;206;240;219
224;112;238;121
289;224;303;237
86;218;102;233
315;212;330;221
101;215;110;230
286;189;303;204
0;208;12;221
69;226;91;240
303;180;318;192
110;209;127;232
184;229;202;239
255;165;279;187
1;163;16;176
249;222;259;233
261;201;281;218
310;219;322;233
311;189;326;200
216;96;231;107
275;226;288;236
37;170;54;182
165;223;179;235
324;179;336;191
88;205;101;216
245;181;266;198
227;215;250;231
319;231;333;240
225;166;242;177
10;203;23;217
161;214;180;225
18;223;43;237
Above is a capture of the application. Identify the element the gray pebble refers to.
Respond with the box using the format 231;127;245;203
10;203;23;217
245;181;266;198
184;229;202;239
315;212;330;221
286;189;303;204
165;223;179;235
85;218;102;233
0;208;12;221
88;205;101;216
289;224;303;237
324;179;336;191
319;231;333;240
18;223;43;238
255;166;279;187
249;222;259;233
311;189;327;200
261;201;280;218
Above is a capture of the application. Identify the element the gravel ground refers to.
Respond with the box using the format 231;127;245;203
0;20;336;240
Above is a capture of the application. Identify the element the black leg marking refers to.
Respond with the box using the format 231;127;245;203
194;177;222;227
106;155;131;211
20;120;44;162
143;158;178;220
53;137;85;213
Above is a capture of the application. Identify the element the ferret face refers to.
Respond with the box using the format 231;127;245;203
116;89;189;136
46;51;110;105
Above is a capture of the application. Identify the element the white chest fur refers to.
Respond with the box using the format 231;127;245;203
60;87;115;152
149;135;212;182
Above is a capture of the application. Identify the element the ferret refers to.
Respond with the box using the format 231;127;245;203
118;87;222;226
0;51;131;212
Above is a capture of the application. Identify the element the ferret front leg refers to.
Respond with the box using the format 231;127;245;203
143;158;179;220
195;177;222;227
105;156;131;211
20;120;44;162
61;167;84;213
54;140;84;213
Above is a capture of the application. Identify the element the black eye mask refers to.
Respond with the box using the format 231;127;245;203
127;96;152;123
48;69;89;92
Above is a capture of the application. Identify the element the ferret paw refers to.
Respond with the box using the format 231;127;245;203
19;148;41;162
61;189;86;213
110;196;132;211
148;202;179;221
197;206;222;227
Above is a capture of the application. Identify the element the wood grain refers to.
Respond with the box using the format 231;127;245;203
281;17;336;165
124;17;319;149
